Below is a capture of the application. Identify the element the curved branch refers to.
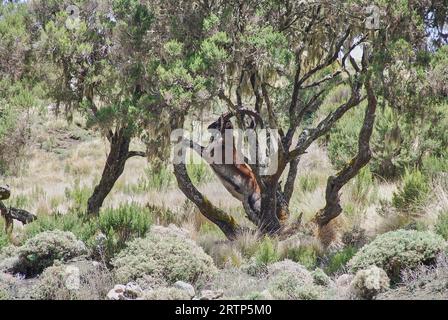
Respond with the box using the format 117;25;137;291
127;150;146;159
173;163;241;240
315;71;377;227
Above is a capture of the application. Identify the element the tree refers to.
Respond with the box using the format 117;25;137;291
29;0;156;215
169;0;444;242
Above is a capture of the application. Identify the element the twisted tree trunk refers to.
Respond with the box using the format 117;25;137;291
87;128;145;216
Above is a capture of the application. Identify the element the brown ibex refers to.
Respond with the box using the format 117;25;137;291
188;111;289;227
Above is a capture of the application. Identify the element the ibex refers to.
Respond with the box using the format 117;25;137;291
189;111;289;226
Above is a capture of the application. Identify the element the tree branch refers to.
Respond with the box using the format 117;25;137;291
173;162;241;240
315;65;377;227
127;150;146;159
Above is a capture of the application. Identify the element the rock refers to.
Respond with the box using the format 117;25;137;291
107;284;127;300
199;289;224;300
125;282;143;299
173;281;195;298
107;283;146;300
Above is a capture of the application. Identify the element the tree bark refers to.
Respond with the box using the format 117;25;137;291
284;157;300;205
315;74;377;227
86;128;145;216
173;162;242;240
259;181;282;234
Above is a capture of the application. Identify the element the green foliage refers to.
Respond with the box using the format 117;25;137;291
422;154;448;178
281;244;319;270
97;203;153;261
311;268;331;286
392;168;429;211
254;237;279;266
14;230;88;276
348;230;446;280
135;165;175;191
324;246;357;275
186;162;214;185
299;173;319;193
435;212;448;241
351;167;376;204
64;180;92;214
0;219;9;250
326;102;365;170
112;225;217;285
22;212;96;245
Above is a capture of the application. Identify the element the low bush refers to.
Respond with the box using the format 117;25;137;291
32;260;114;300
324;246;357;275
435;211;448;241
254;237;279;267
350;266;390;299
280;243;320;270
266;262;318;300
112;225;217;285
97;203;153;261
348;230;446;280
392;168;429;211
14;230;88;276
22;212;96;245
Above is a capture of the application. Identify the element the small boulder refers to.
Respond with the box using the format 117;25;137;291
125;282;143;299
107;284;127;300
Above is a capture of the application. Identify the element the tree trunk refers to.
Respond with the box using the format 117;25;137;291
87;128;131;216
315;73;377;228
284;157;300;205
259;182;282;234
173;162;242;240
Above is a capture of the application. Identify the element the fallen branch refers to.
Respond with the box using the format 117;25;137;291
0;185;37;233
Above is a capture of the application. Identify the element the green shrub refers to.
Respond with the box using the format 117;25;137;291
348;230;446;280
64;180;92;214
435;212;448;240
22;212;96;244
112;225;217;285
299;173;319;193
0;219;9;250
422;154;448;178
97;203;153;261
14;230;88;276
254;237;279;266
187;162;214;185
281;244;319;270
326;103;364;170
351;167;376;204
136;165;175;191
324;246;357;275
392;168;429;211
